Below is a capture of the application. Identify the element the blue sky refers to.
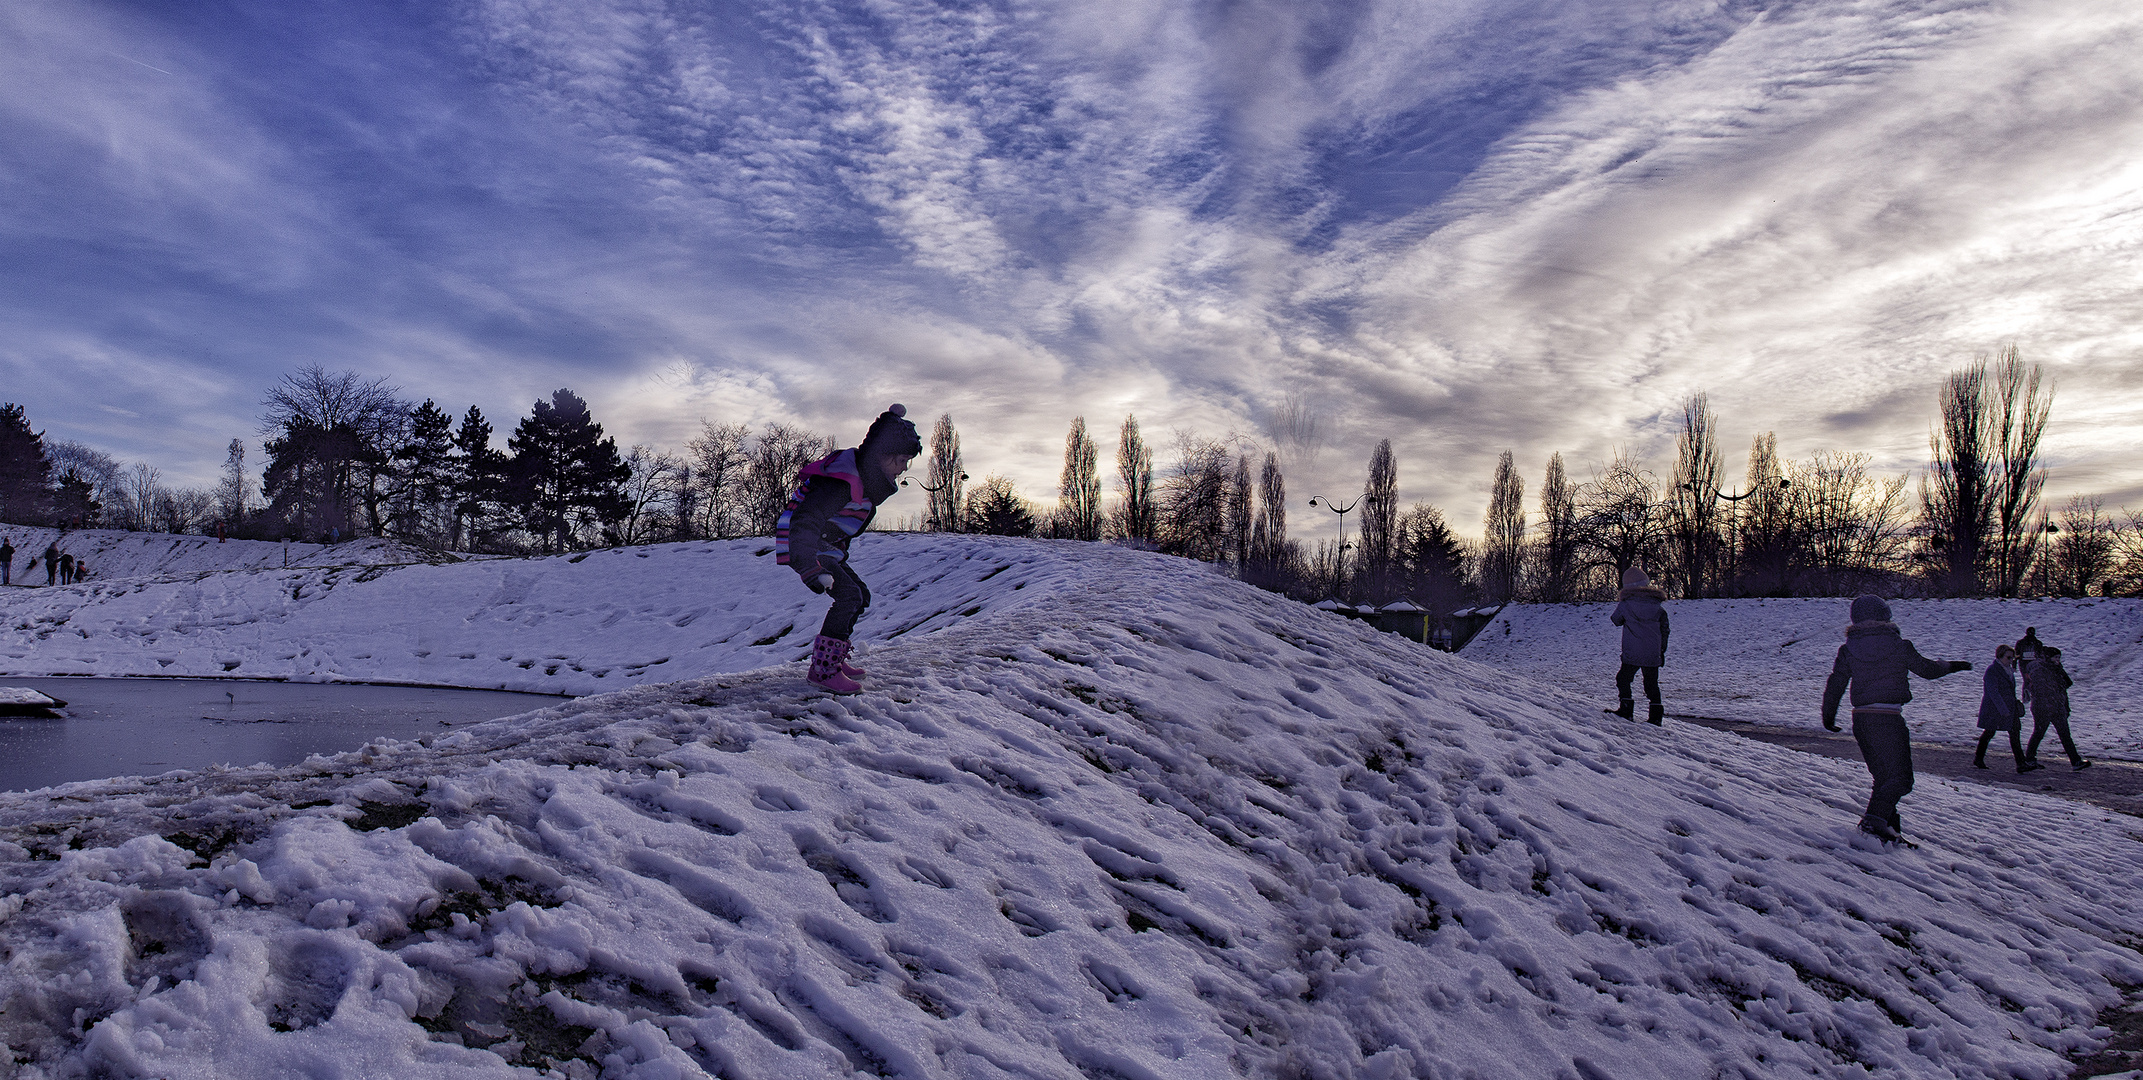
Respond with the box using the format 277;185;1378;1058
4;0;2140;527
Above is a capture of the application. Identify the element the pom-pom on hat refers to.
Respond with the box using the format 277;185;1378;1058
860;403;923;461
1850;594;1892;624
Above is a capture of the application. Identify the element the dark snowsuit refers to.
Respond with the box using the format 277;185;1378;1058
2024;658;2082;767
0;539;11;585
42;545;57;585
1974;661;2026;769
1610;586;1669;710
58;553;73;585
1821;619;1967;834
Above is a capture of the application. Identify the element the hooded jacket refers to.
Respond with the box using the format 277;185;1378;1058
776;447;900;578
2024;657;2073;718
1821;620;1962;723
1978;660;2023;731
1609;584;1670;666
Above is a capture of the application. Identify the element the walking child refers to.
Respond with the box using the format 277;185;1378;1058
1973;645;2033;772
1820;595;1971;844
2024;646;2089;770
1606;566;1669;725
777;404;924;694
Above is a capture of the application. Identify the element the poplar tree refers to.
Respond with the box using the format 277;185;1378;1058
1113;414;1155;542
1057;417;1101;541
926;415;964;533
1482;450;1526;601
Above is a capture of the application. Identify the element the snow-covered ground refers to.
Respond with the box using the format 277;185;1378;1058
0;536;2140;1079
1464;598;2143;758
0;526;441;584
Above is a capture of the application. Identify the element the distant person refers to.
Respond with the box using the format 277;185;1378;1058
58;552;74;585
0;536;11;585
1606;566;1669;725
1821;594;1972;845
777;403;923;694
42;542;58;585
2015;626;2046;665
2024;646;2089;771
71;559;86;583
1974;645;2033;772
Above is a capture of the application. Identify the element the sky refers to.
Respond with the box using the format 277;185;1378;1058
4;0;2141;529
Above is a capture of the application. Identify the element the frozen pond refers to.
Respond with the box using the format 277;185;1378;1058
0;678;565;792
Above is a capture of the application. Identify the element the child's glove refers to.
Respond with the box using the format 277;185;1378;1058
808;573;834;594
1822;715;1840;732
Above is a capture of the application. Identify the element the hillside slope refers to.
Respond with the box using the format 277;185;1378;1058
0;538;2137;1079
0;526;436;582
1463;598;2143;756
0;536;1062;695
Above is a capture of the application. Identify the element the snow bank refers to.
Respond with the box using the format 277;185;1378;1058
0;526;445;584
0;537;2138;1079
0;536;1063;694
1464;598;2143;757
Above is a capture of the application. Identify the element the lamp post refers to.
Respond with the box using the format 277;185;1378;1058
1685;477;1788;592
1309;493;1370;599
903;471;967;532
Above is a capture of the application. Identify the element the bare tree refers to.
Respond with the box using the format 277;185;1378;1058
1113;414;1156;542
1159;433;1233;562
1057;417;1102;541
259;365;408;539
1987;347;2053;597
926;415;964;533
618;445;685;545
1227;453;1254;567
1667;393;1725;597
1920;362;1995;596
1737;433;1795;595
1573;452;1664;586
1244;452;1296;591
687;422;750;538
2045;495;2115;597
742;424;830;537
1482;450;1526;601
216;439;251;527
1788;451;1912;595
1359;440;1398;599
1536;453;1579;602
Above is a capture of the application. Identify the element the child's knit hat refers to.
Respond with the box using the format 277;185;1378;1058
1620;566;1651;589
1850;594;1891;624
860;404;923;460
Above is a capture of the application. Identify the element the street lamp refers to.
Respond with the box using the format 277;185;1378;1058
1309;493;1376;599
1684;477;1788;591
901;471;968;493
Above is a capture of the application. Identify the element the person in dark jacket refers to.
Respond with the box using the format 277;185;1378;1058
1607;566;1670;724
1821;595;1971;844
777;404;924;694
41;543;58;585
2024;647;2088;770
0;536;11;585
1973;645;2034;772
58;552;74;585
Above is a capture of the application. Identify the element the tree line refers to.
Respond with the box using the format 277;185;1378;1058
3;348;2138;601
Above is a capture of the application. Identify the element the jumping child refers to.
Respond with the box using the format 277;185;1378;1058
776;404;923;694
1821;595;1972;844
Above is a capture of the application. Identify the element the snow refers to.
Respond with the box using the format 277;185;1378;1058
1462;599;2143;757
0;534;2139;1078
0;526;445;583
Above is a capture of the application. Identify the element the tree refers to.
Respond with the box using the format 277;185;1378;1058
1573;452;1664;586
1536;453;1579;602
1987;347;2052;597
925;415;964;533
618;445;686;545
216;439;252;530
505;389;631;552
46;442;120;527
389;401;457;544
0;403;52;526
1736;433;1794;595
258;366;407;540
1057;417;1102;541
685;422;749;539
1243;452;1296;592
741;423;829;537
963;475;1037;536
1788;451;1911;595
451;407;507;551
1359;440;1398;599
1158;433;1232;561
2046;496;2116;597
1400;503;1470;615
1482;450;1526;602
1920;362;1995;596
1226;454;1253;568
1113;414;1156;542
1667;393;1724;597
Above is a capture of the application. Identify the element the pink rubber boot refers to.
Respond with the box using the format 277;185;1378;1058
808;635;862;694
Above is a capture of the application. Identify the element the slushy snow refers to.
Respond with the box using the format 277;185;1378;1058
0;535;2139;1079
1463;599;2143;757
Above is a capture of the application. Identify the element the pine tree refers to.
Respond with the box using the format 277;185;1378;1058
0;403;52;526
451;407;507;551
506;389;630;553
391;400;457;543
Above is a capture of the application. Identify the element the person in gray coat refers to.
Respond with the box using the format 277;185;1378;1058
1607;566;1669;725
1973;645;2034;772
1821;595;1971;844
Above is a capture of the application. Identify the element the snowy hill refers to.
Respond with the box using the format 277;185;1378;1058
1463;598;2143;758
0;526;443;584
0;536;1056;694
0;537;2138;1078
